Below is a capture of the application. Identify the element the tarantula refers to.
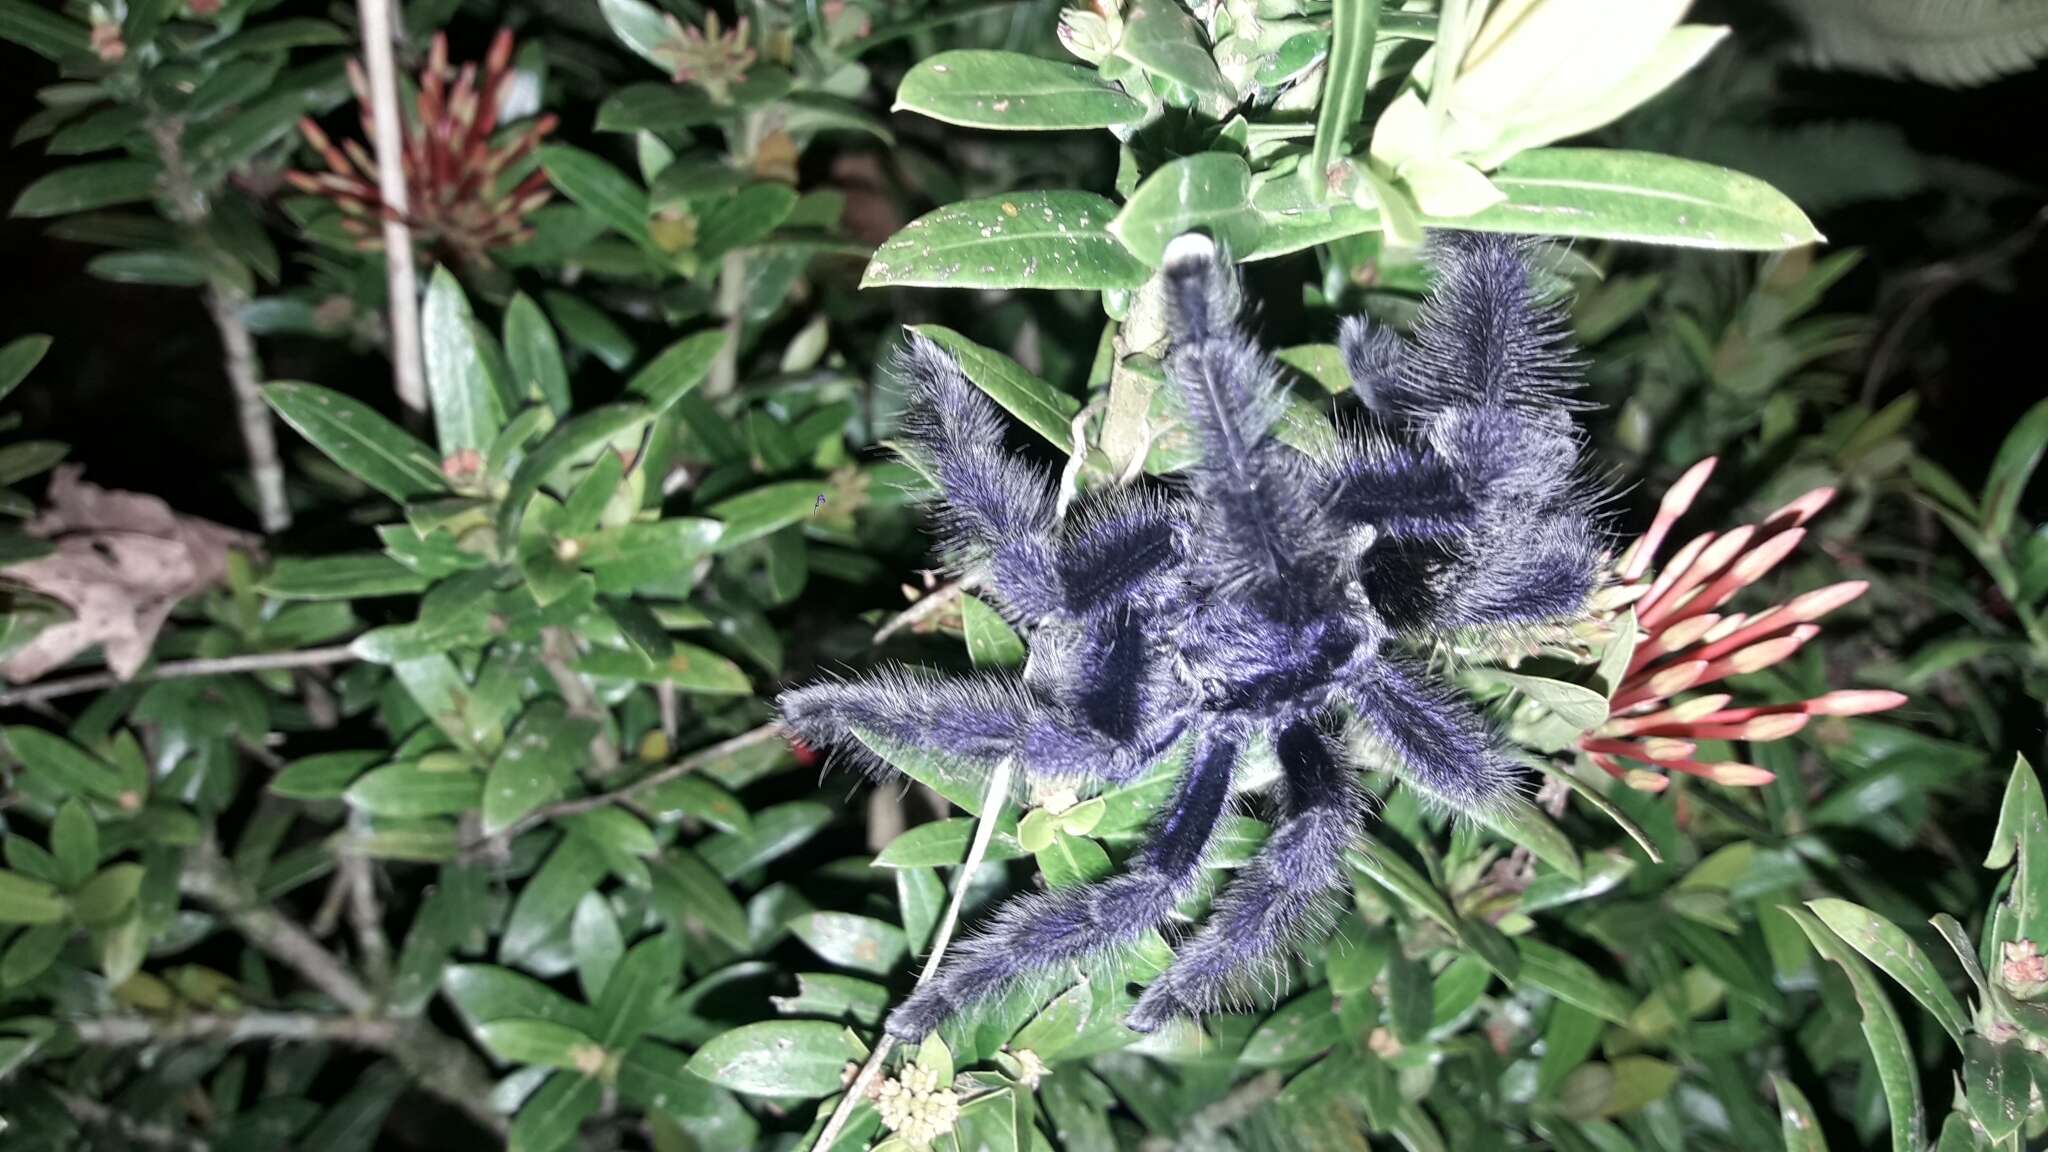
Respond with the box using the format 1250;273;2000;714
780;231;1603;1041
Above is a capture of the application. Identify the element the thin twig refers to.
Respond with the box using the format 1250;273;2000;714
52;1089;210;1152
1860;206;2048;404
462;721;785;855
179;841;508;1135
354;0;427;415
344;852;391;992
813;758;1015;1150
72;1012;401;1047
873;578;971;646
146;118;291;533
0;645;358;708
540;626;620;775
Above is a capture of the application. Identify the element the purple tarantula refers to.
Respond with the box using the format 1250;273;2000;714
780;231;1603;1040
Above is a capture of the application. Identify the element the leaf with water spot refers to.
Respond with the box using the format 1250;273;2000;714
863;192;1148;292
896;51;1146;130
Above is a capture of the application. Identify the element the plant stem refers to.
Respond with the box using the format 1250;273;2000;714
52;1089;210;1152
72;1012;402;1047
178;841;508;1136
147;118;291;534
0;645;358;708
354;0;427;416
539;626;620;775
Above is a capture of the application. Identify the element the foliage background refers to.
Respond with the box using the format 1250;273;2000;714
0;1;2045;1150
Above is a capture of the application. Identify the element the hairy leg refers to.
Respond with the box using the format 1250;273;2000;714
1126;719;1364;1032
884;725;1240;1041
1348;654;1523;811
898;336;1187;624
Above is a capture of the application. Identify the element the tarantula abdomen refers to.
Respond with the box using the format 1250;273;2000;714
779;230;1603;1041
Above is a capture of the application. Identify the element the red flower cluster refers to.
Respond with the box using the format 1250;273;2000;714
286;30;556;260
1582;458;1905;792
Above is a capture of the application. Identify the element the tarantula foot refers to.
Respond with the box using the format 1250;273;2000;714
884;987;954;1042
1124;984;1192;1034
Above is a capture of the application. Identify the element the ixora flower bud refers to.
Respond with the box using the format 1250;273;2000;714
285;30;557;261
1582;457;1906;792
654;13;757;101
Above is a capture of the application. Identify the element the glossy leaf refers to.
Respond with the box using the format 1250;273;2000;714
895;51;1145;129
1808;898;1970;1046
863;192;1147;291
1783;906;1924;1152
1112;153;1265;266
265;382;447;503
686;1020;866;1097
909;324;1081;448
1450;148;1823;251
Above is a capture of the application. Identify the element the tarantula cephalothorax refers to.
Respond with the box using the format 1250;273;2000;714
780;231;1604;1041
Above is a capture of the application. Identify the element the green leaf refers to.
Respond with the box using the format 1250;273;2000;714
686;1020;866;1097
597;85;739;132
895;51;1146;129
477;1019;604;1070
571;894;624;1003
599;0;677;70
638;775;750;834
539;145;653;249
11;160;159;218
872;818;1026;868
1471;795;1581;879
1983;397;2048;540
909;325;1082;448
85;248;210;286
5;727;128;803
1240;986;1343;1066
345;762;484;818
1769;1074;1829;1152
508;1073;602;1152
1;922;68;985
72;862;142;924
1782;905;1924;1152
499;403;653;540
626;330;725;416
789;911;908;976
698;802;833;879
1986;754;2048;949
504;293;572;416
501;836;609;964
649;849;749;949
1120;0;1234;115
573;643;751;695
961;594;1025;668
444;964;594;1032
594;931;683;1047
50;799;97;890
706;481;822;551
695;184;799;260
1963;1034;2030;1143
863;192;1148;291
0;0;87;60
259;553;432;600
1450;148;1823;251
1349;837;1457;931
895;867;946;956
1307;0;1384;199
1517;939;1633;1025
265;382;447;503
1807;898;1971;1046
1111;153;1265;266
423;267;506;459
544;291;637;371
483;701;595;835
0;334;52;403
0;869;67;924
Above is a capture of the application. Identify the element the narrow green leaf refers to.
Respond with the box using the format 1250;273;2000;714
1808;898;1971;1046
477;1018;603;1070
265;382;447;503
0;0;88;60
539;146;653;249
594;931;683;1047
269;751;382;800
4;727;128;803
11;160;159;217
1983;398;2048;541
1112;153;1265;266
895;51;1146;129
788;912;908;976
508;1072;602;1152
0;869;67;924
1307;0;1383;199
1451;148;1823;251
444;964;594;1032
626;330;725;415
573;643;751;695
649;849;749;949
1770;1074;1829;1152
570;894;625;1003
1963;1034;2030;1143
259;553;432;600
1471;796;1582;879
1782;906;1924;1152
498;403;653;540
686;1020;866;1097
1517;939;1633;1025
599;0;677;70
504;293;572;416
423;267;506;458
0;334;52;403
345;762;484;818
960;594;1025;668
705;481;822;552
908;325;1081;449
50;799;97;890
863;192;1147;291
